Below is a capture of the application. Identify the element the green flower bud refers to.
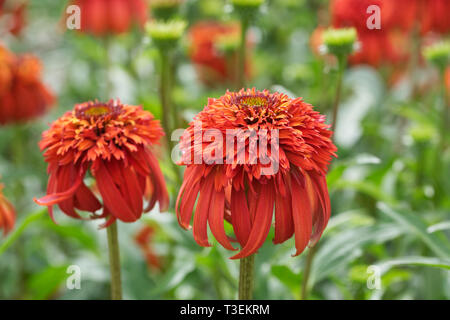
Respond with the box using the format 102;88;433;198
146;19;186;51
323;27;358;57
423;41;450;71
215;33;240;54
150;0;184;20
231;0;265;20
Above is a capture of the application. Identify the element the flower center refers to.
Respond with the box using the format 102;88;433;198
75;101;122;120
238;95;269;108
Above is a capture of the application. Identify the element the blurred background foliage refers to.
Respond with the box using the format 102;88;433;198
0;0;449;300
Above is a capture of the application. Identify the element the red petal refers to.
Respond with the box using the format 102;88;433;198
290;172;312;256
208;189;236;250
74;182;102;213
94;163;138;222
192;174;214;247
231;182;274;260
230;187;252;247
273;179;294;244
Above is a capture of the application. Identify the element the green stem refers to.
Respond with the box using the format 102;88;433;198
237;18;249;90
106;221;122;300
104;37;113;100
331;55;346;134
159;49;182;186
440;69;449;148
300;246;317;300
238;254;255;300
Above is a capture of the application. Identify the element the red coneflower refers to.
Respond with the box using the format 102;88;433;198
0;0;27;36
188;21;251;86
420;0;450;35
134;224;162;270
176;89;336;259
68;0;148;36
34;100;169;227
330;0;410;67
0;45;55;124
0;182;15;236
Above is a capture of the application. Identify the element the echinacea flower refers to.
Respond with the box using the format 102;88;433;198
176;89;337;259
420;0;450;35
188;21;251;86
134;224;162;270
34;100;169;227
0;0;27;36
0;183;15;236
330;0;409;67
67;0;148;36
0;45;55;124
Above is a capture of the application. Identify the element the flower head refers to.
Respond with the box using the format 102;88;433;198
150;0;184;20
0;0;27;36
0;183;15;237
176;89;336;259
188;21;251;86
423;40;450;70
0;45;55;124
231;0;265;19
146;19;186;50
322;27;357;57
34;100;169;227
134;224;162;270
68;0;148;36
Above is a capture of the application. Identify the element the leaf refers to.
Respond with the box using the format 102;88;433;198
428;221;450;234
27;265;70;300
333;180;398;205
376;256;450;274
40;220;99;253
377;203;450;258
310;223;406;287
0;208;47;257
271;265;302;297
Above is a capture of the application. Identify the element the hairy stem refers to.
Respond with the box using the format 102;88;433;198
238;254;255;300
107;221;122;300
331;55;346;134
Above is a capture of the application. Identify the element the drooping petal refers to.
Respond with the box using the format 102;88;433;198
94;162;138;222
231;182;275;260
230;187;252;247
193;174;215;247
290;172;312;256
208;189;236;250
273;179;294;244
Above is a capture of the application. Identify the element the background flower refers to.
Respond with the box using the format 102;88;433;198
0;45;55;125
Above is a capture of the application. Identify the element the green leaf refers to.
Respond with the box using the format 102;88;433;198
310;223;406;287
333;180;398;205
26;265;70;300
377;203;450;258
376;256;450;274
428;221;450;234
0;208;47;257
271;265;301;297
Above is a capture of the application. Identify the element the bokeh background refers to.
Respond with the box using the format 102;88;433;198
0;0;449;300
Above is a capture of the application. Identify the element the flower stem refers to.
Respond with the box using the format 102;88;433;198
160;50;173;142
238;254;255;300
331;54;346;134
300;246;316;300
237;18;249;90
159;49;182;186
106;221;122;300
